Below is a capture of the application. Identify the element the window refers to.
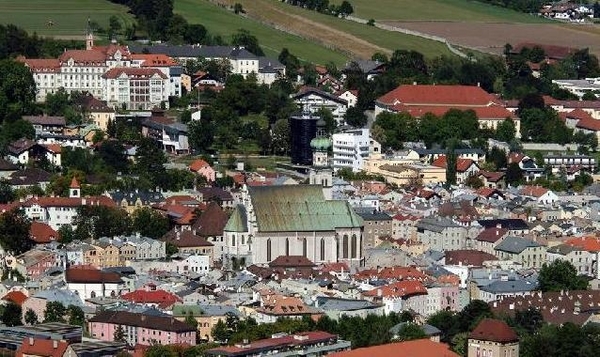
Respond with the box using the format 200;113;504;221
320;238;325;261
351;234;357;259
285;238;290;256
232;234;236;247
342;235;349;259
302;238;307;257
267;239;272;261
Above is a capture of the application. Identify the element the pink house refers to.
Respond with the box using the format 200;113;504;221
189;159;216;182
89;310;196;347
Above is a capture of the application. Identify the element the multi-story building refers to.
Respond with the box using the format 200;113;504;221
362;280;428;316
494;236;546;269
131;53;183;98
416;217;468;252
65;266;125;301
546;236;600;276
173;305;242;342
332;129;381;172
355;208;393;249
141;109;189;154
467;319;519;357
103;67;169;110
89;311;196;347
292;87;348;124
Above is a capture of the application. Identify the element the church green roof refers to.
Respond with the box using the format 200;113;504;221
224;204;248;232
248;185;363;232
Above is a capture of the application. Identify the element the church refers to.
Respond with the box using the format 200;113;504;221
223;119;364;268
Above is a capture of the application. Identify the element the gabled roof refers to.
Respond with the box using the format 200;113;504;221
564;236;600;252
469;318;519;343
65;266;122;284
377;84;500;107
16;337;69;357
162;228;213;248
192;201;228;237
494;236;541;254
445;250;498;267
2;291;27;306
478;170;505;183
189;159;211;172
475;227;508;243
102;67;167;79
431;155;478;172
292;86;348;105
121;289;182;309
131;53;178;67
363;280;427;298
520;185;549;198
268;255;315;268
330;339;459;357
29;221;59;244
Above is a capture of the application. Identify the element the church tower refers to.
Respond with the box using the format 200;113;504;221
69;177;81;198
85;18;94;50
309;118;333;200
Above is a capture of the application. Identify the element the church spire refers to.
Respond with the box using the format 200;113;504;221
85;17;94;50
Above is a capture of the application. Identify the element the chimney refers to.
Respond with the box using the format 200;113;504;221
53;340;58;349
29;337;34;345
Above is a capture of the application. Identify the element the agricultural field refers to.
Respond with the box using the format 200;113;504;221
174;0;350;64
329;0;550;23
0;0;134;38
215;0;454;59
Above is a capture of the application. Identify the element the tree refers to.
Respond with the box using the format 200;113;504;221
44;301;67;323
392;323;427;341
24;308;38;325
67;305;85;326
114;324;126;343
0;208;33;255
0;180;14;204
465;175;484;189
183;24;207;44
488;147;508;170
271;119;290;155
144;345;177;357
495;118;516;142
0;59;37;121
233;3;245;14
505;162;524;186
185;314;199;330
231;29;264;56
1;302;22;326
337;0;354;16
212;319;230;343
445;140;458;187
538;260;588;292
344;106;367;128
109;15;122;36
131;207;170;239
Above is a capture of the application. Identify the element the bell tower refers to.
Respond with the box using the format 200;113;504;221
309;118;333;199
85;17;94;50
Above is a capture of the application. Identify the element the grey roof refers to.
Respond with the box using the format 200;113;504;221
478;219;529;231
109;190;165;205
390;322;441;337
494;236;541;254
33;289;84;307
547;244;578;255
413;148;485;156
354;208;393;221
479;279;537;293
258;57;284;70
344;59;385;74
416;217;461;233
128;44;259;59
315;296;380;311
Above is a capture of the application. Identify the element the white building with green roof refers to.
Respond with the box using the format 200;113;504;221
223;185;363;267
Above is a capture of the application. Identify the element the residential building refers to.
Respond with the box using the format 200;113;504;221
130;53;183;97
416;217;468;252
332;129;380;172
355;208;393;249
431;156;480;185
205;331;350;357
254;294;322;324
162;228;215;264
89;310;196;347
141;109;189;154
121;287;182;309
173;304;242;342
103;67;169;110
473;227;509;254
467;319;519;357
23;115;66;135
222;185;363;266
108;190;165;214
189;159;216;182
74;94;116;131
546;236;600;276
362;280;428;316
292;86;348;124
494;236;546;269
375;84;521;136
392;214;420;241
10;250;59;279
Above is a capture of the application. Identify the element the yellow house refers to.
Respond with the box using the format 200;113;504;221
365;162;446;186
172;304;241;341
76;95;116;131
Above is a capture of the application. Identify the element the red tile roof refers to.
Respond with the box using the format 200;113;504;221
354;266;430;282
469;318;519;343
22;196;116;208
207;331;337;356
363;280;427;298
565;236;600;252
65;266;122;284
478;170;505;183
192;201;228;237
431;155;477;172
445;250;498;267
2;291;28;306
330;339;459;357
258;294;318;316
131;53;178;67
43;144;62;154
16;338;69;357
70;177;80;189
59;49;106;65
162;228;213;248
268;255;315;268
189;159;211;172
20;58;61;72
520;185;549;198
121;289;182;309
377;85;500;107
389;104;515;120
475;227;508;243
29;221;59;244
103;67;167;79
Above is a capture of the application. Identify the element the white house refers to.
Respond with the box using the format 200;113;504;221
332;129;381;172
65;266;125;302
291;87;349;124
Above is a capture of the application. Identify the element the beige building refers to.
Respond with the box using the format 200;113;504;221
468;318;519;357
172;304;241;341
364;161;446;186
494;236;546;269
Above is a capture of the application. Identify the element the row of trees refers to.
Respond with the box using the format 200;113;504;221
1;301;84;327
283;0;354;17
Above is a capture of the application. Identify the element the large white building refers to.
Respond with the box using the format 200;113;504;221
332;129;381;172
103;67;170;110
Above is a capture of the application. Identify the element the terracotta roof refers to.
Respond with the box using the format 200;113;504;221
475;187;501;198
29;221;59;244
475;227;508;243
192;201;228;237
89;310;195;333
330;339;459;357
20;58;61;72
565;236;600;252
103;67;167;79
22;195;115;208
363;280;427;298
390;104;515;120
543;95;600;109
59;49;106;65
321;262;349;273
121;289;182;309
520;185;549;198
156;204;198;225
65;266;122;283
478;170;505;182
131;53;178;67
445;250;498;267
257;294;318;316
162;228;213;248
431;155;477;172
16;338;69;357
268;255;316;268
70;177;81;189
354;266;429;282
2;291;27;306
508;152;526;164
377;84;500;107
43;144;62;154
189;159;211;172
8;138;36;155
469;318;518;343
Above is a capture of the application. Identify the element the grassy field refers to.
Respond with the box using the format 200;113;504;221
174;0;350;64
0;0;134;37
216;0;454;59
329;0;550;23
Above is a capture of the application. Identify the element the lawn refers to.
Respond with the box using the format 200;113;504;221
0;0;135;37
174;0;350;65
330;0;550;23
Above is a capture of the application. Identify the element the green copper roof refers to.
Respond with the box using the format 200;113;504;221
249;185;363;232
310;137;332;151
224;204;248;232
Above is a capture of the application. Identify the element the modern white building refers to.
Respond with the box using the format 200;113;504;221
552;78;600;99
332;129;381;172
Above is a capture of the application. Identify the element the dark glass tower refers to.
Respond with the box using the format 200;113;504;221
290;112;320;165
